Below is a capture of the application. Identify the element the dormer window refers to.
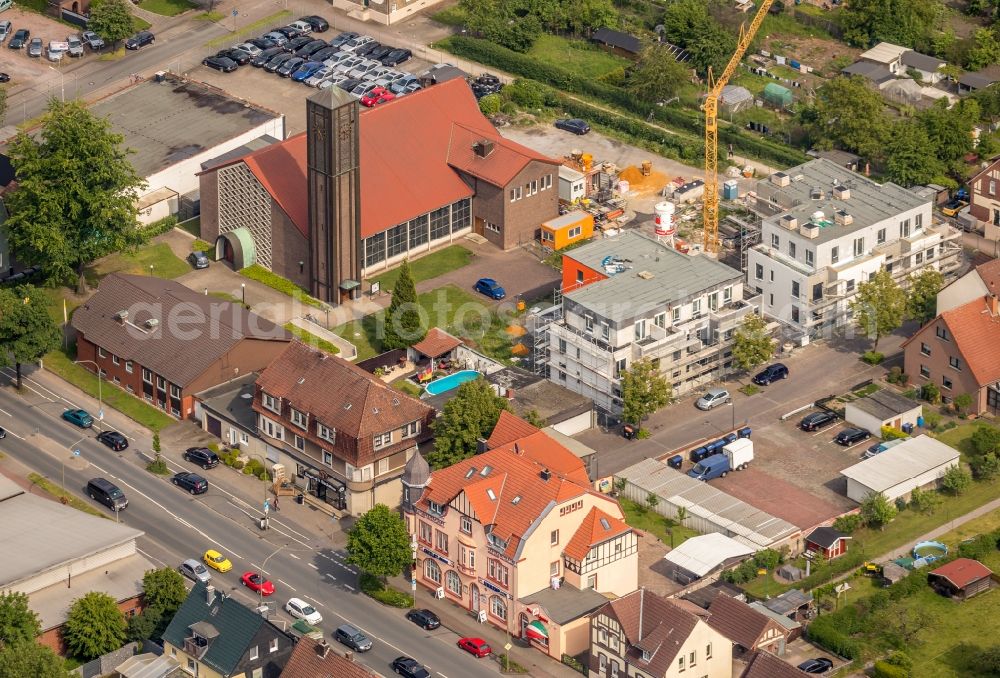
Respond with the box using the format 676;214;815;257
641;649;651;662
487;532;507;549
261;392;280;414
428;500;444;516
290;408;307;428
374;431;392;449
317;422;336;444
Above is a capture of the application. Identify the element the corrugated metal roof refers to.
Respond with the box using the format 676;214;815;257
840;435;959;492
848;388;920;421
859;41;908;64
663;533;754;577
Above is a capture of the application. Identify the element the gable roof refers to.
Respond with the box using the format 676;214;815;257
741;651;811;678
841;61;894;85
930;558;993;589
243;132;308;238
411;327;463;358
939;295;1000;385
162;582;292;676
281;638;376;678
598;589;700;675
977;258;1000;296
859;42;908;64
563;507;630;560
706;594;783;650
960;72;998;89
805;526;849;549
901;50;945;71
254;341;433;465
840;435;958;493
71;273;289;387
446;122;558;188
486;410;541;449
488;429;592;485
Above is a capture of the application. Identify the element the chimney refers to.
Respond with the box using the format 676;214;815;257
115;310;129;324
540;468;551;481
472;140;495;158
315;640;331;658
989;294;999;317
205;585;215;605
476;438;489;454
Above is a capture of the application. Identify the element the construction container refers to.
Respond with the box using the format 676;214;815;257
540;210;595;250
674;179;705;204
559;165;586;203
723;180;739;200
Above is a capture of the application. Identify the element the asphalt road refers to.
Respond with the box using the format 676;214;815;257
0;367;500;678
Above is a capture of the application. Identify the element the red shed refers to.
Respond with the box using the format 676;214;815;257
805;527;851;560
929;558;994;601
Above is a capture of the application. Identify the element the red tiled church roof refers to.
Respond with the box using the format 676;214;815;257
242;133;309;238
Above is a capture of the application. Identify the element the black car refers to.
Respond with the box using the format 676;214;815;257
252;46;284;67
295;39;327;58
752;362;789;386
275;25;304;39
334;624;372;652
329;30;358;48
835;427;871;446
405;608;441;630
265;52;294;72
311;46;338;62
203;55;238;72
184;446;220;469
0;73;9;83
8;28;29;49
337;77;362;92
172;471;209;495
246;36;277;50
0;427;6;438
125;31;155;50
381;47;412;66
284;35;312;52
217;47;250;65
301;15;329;32
555;118;590;135
800;411;838;432
797;657;833;674
391;657;430;678
367;45;393;62
356;41;383;58
97;430;129;451
277;56;305;77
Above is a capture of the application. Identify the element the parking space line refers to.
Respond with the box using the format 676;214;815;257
344;584;355;591
278;579;295;590
325;573;336;581
308;562;318;569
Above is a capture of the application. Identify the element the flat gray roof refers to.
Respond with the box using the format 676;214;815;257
565;231;742;322
89;74;281;178
195;372;259;432
755;157;928;245
849;389;921;421
840;435;959;492
519;583;609;624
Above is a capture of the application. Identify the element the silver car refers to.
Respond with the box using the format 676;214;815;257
67;34;84;57
28;37;43;58
0;21;11;43
179;558;212;583
318;74;347;89
324;51;352;66
305;65;335;87
348;59;380;79
340;35;373;52
233;42;261;57
350;81;378;98
335;55;364;73
695;388;731;411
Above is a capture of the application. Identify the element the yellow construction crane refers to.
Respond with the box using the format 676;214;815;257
703;0;775;254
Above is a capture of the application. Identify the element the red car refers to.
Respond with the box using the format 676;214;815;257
241;572;275;596
457;637;491;658
360;86;395;107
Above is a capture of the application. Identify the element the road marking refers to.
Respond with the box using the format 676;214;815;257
308;562;318;570
437;673;449;678
0;407;10;416
278;579;295;590
325;573;336;581
1;428;24;440
344;584;355;591
251;563;262;570
137;547;170;568
288;553;300;560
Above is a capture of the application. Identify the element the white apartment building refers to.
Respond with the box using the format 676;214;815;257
533;232;751;415
746;158;962;337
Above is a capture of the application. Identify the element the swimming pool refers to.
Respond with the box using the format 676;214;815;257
424;370;481;396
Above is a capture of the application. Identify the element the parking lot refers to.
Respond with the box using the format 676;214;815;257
0;7;96;92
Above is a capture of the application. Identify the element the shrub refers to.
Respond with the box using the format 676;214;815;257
881;425;908;440
899;373;909;385
958;533;998;560
872;660;911;678
806;613;861;659
637;428;652;439
358;572;413;608
754;548;782;571
833;514;863;533
862;351;885;365
972;452;1000;481
922;409;942;431
232;459;245;471
972;425;1000;455
941;465;972;495
739;383;760;396
562;654;586;674
478;93;502;116
922;382;941;404
503;78;552;109
953;392;974;415
887;366;902;383
244;458;266;477
146;456;169;475
499;655;529;673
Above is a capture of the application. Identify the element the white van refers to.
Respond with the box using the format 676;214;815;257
47;40;69;61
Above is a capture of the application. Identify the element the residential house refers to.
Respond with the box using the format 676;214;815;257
746;158;961;336
253;340;435;515
72;273;291;420
968;157;1000;242
858;42;909;75
532;230;750;414
280;638;377;678
740;651;811;677
902;293;1000;414
403;414;639;660
928;558;994;601
162;582;295;678
706;594;792;657
804;527;850;560
588;588;732;678
901;51;946;84
194;374;268;457
936;258;1000;314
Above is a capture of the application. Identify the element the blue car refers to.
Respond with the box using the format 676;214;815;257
62;408;93;428
474;278;505;299
291;61;323;82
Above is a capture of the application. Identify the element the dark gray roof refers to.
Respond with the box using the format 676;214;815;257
901;51;944;72
841;61;894;85
591;27;641;54
420;64;467;84
403;451;431;487
806;526;848;549
194;373;259;432
519;585;608;624
72;273;290;387
761;589;813;616
681;580;745;610
200;136;280;172
89;74;281;178
850;389;920;420
960;72;998;89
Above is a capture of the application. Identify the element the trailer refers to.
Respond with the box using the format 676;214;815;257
687;439;754;481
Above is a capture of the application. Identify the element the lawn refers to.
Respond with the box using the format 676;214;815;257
366;245;473;291
137;0;194;16
179;216;202;237
619;498;700;548
239;264;325;310
28;473;109;520
527;34;629;79
88;242;190;283
431;4;466;26
132;15;152;31
392;377;422;398
934;422;980;457
283;322;340;355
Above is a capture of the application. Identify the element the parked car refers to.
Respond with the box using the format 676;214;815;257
324;50;352;66
391;657;430;678
0;427;6;438
301;15;329;32
390;74;418;94
457;637;491;658
287;19;313;35
752;363;789;385
286;597;322;624
8;28;28;49
941;199;968;217
405;609;441;630
277;56;305;77
233;42;261;58
172;471;209;495
354;40;381;57
554;118;590;135
835;427;871;446
81;30;104;50
310;46;338;62
335;55;364;73
341;35;374;52
87;477;128;510
0;21;11;43
360;86;394;107
695;388;731;411
284;35;312;53
329;30;358;48
350;81;378;98
474;278;506;299
62;408;93;428
46;41;67;61
274;25;304;39
381;47;412;66
336;77;363;92
800;411;838;431
366;44;393;62
295;39;327;58
125;31;154;50
184;446;220;469
797;657;833;674
179;558;212;583
348;59;381;79
334;624;372;652
97;430;128;451
318;74;348;90
241;571;275;596
246;36;276;50
305;65;335;86
27;37;42;58
252;46;284;67
470;73;503;99
66;34;83;57
292;60;323;82
262;31;289;47
217;47;250;65
863;437;907;460
265;52;294;72
188;250;210;269
203;549;232;572
0;74;7;83
203;55;238;72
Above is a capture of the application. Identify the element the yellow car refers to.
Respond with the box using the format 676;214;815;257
203;549;233;573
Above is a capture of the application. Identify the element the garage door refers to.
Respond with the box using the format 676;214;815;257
206;415;222;437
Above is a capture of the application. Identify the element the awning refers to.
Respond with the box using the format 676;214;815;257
525;620;548;640
340;279;361;291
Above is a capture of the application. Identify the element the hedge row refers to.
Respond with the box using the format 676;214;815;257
805;611;862;660
437;35;808;167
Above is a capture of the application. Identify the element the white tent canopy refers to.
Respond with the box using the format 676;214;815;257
663;533;755;578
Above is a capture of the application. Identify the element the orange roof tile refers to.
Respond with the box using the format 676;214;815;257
446;122;559;187
940;295;1000;385
977;258;1000;295
486;410;541;449
490;430;591;486
411;327;463;358
564;507;631;560
242;133;308;238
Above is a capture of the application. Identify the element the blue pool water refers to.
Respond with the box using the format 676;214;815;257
424;370;481;396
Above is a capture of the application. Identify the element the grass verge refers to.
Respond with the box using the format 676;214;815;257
359;572;413;607
527;33;629;79
178;216;202;237
88;242;190;283
132;16;152;31
239;264;326;310
137;0;195;16
28;473;109;519
283;322;340;355
195;10;225;20
619;498;699;547
98;48;127;61
209;291;242;304
430;5;466;26
192;239;212;252
367;245;473;290
206;9;292;47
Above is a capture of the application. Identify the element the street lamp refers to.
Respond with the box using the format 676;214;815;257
258;543;290;608
73;360;104;421
245;452;271;530
241;283;246;305
48;65;64;103
149;264;154;276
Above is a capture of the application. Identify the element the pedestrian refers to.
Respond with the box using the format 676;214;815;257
273;495;279;511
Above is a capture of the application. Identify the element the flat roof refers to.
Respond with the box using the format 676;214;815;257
663;533;754;577
194;373;259;432
565;231;742;322
519;584;609;624
848;389;921;421
200;135;280;172
840;435;959;492
89;74;281;178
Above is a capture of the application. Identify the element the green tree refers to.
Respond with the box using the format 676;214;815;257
125;607;162;643
840;0;943;49
5;99;145;293
381;259;425;350
953;392;974;415
972;452;1000;481
885;121;943;187
731;312;774;372
0;640;70;678
428;378;509;468
346;504;412;582
565;0;616;35
918;97;980;166
908;486;941;514
972;425;1000;455
62;591;126;660
503;79;549;110
478;93;502;117
0;286;61;391
0;591;41;646
659;0;735;75
850;269;906;351
87;0;135;47
803;77;890;161
621;358;672;426
975;645;1000;676
521;409;546;428
141;567;186;617
905;269;945;324
965;27;1000;70
860;492;897;529
941;464;972;495
627;44;690;103
646;492;659;510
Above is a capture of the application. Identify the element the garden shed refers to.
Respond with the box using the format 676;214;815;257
928;558;994;601
845;389;922;439
762;83;793;109
720;85;754;114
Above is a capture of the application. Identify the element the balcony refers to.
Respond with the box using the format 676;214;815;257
757;245;815;275
632;324;685;359
709;295;759;334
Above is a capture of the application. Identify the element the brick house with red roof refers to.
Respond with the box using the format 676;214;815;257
401;413;638;661
199;79;560;305
969;156;1000;243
